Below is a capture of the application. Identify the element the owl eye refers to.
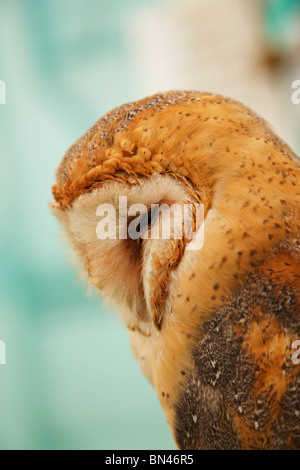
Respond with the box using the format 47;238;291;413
128;205;160;241
136;206;159;233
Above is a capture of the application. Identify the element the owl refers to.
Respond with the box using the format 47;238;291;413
51;90;300;450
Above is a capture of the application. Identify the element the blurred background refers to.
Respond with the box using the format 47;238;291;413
0;0;299;450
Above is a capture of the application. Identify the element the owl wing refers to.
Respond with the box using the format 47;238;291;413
174;238;300;450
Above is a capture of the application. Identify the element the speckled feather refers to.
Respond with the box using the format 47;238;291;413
51;90;300;449
175;243;300;449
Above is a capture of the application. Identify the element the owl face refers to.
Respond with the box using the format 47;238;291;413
52;173;202;336
51;90;300;448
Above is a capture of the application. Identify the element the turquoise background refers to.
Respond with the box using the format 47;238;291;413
0;0;174;450
0;0;299;450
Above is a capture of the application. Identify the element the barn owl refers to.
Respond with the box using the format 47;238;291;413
51;90;300;450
